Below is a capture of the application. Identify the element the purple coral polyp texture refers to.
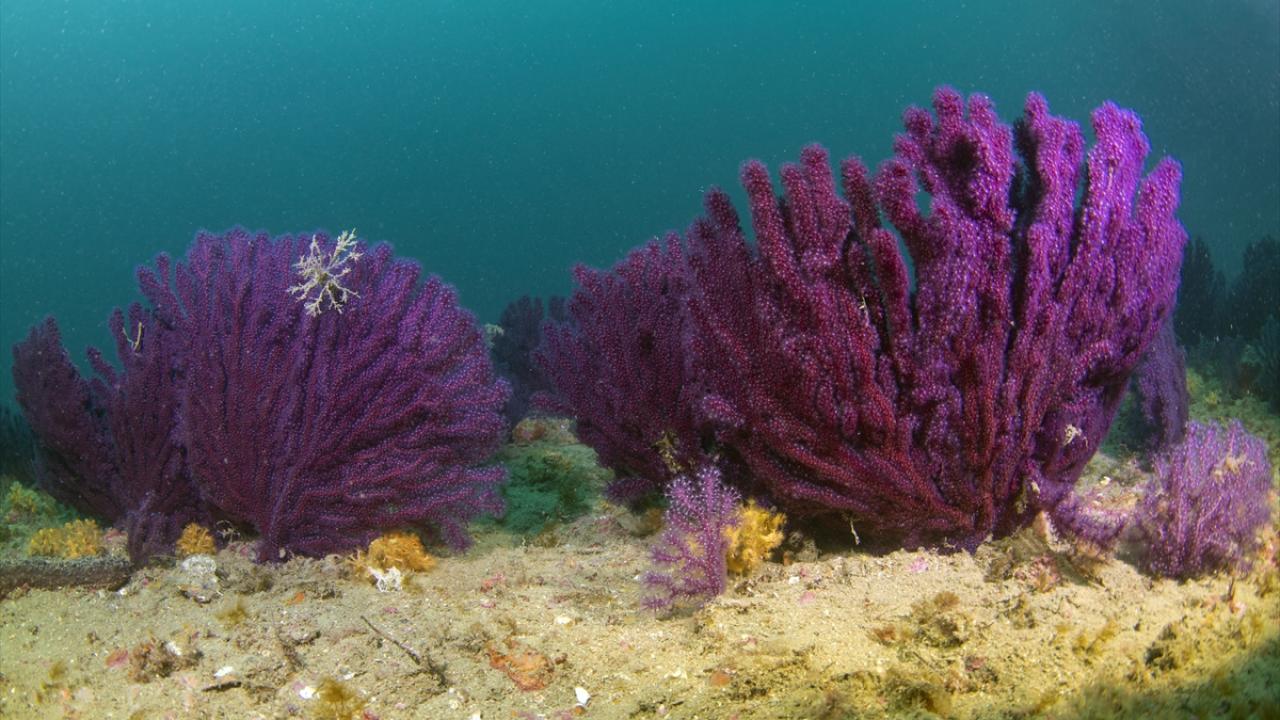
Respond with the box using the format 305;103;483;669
687;89;1185;549
1136;420;1272;579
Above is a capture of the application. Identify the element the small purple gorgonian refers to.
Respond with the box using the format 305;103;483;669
1135;420;1273;579
289;228;362;316
642;465;741;612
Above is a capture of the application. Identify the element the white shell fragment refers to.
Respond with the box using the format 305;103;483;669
369;566;404;592
177;554;220;603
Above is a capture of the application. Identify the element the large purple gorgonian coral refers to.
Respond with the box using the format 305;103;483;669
537;236;705;504
13;299;207;562
137;229;509;560
13;319;125;525
1135;420;1272;579
13;228;510;563
684;88;1185;550
90;295;209;561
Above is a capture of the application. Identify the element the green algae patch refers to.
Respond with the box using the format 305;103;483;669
493;440;607;536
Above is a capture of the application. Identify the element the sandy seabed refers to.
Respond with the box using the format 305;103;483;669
1;454;1277;720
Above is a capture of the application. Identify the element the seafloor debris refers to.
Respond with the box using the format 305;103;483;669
176;553;220;603
0;555;132;597
486;638;558;691
126;635;200;683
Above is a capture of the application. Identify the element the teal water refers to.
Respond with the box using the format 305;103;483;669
1;1;1277;403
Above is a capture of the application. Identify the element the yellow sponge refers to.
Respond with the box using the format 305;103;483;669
725;501;785;576
28;519;103;559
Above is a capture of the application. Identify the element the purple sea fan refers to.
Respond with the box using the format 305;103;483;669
1131;318;1189;452
684;88;1186;550
642;465;740;611
537;236;704;503
12;301;207;562
1135;420;1272;579
492;294;565;427
145;228;509;560
90;294;209;561
12;318;127;524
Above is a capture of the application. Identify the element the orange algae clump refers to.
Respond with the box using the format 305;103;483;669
725;500;785;575
175;523;217;557
349;531;436;581
28;519;103;559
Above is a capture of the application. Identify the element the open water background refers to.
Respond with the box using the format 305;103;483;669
1;0;1277;403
